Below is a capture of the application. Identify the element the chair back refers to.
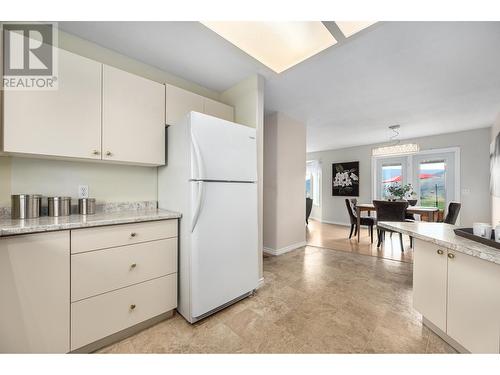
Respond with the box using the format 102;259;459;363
345;199;357;224
306;198;313;219
444;202;461;225
373;200;408;222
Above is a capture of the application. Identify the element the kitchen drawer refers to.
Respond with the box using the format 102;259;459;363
71;238;178;302
71;274;177;350
71;219;177;254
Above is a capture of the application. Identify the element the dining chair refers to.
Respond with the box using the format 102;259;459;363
443;202;461;225
373;200;409;251
345;199;375;243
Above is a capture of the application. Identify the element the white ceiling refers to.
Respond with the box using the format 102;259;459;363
59;21;500;152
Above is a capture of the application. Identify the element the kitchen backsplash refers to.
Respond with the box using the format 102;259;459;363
0;200;158;219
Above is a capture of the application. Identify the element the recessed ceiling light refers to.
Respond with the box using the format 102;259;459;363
201;21;337;73
336;21;377;38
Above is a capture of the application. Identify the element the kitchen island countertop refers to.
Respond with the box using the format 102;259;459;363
378;221;500;265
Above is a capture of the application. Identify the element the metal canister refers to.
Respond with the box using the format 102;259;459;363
11;194;42;219
48;197;71;217
78;198;96;215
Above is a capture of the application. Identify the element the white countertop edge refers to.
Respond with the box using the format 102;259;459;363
378;221;500;266
0;209;182;237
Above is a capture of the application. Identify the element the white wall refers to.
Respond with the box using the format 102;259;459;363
492;112;500;224
308;128;491;227
263;112;306;253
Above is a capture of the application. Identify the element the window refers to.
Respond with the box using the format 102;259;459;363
306;161;321;206
381;164;403;199
373;149;458;217
418;160;446;210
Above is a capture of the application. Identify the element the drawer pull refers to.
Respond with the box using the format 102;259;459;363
447;253;455;259
130;304;136;311
130;232;137;238
437;249;444;255
130;263;137;270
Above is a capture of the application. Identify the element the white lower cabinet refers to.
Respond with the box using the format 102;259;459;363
413;239;500;353
70;219;179;351
0;219;178;353
447;250;500;353
413;239;448;332
0;232;70;353
71;274;177;350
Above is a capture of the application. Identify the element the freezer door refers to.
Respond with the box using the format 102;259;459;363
190;112;257;182
190;181;258;318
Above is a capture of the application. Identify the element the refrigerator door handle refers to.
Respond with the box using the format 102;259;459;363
191;130;205;180
191;181;205;233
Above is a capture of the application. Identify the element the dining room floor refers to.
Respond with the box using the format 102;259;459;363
99;244;455;354
306;219;414;263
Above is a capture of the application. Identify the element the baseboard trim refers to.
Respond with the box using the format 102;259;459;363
257;277;265;289
264;241;307;256
422;317;468;353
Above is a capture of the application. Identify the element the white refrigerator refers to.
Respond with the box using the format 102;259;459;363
158;111;258;323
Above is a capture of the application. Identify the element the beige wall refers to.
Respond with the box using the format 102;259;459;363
492;112;500;224
7;157;157;202
0;156;11;206
221;75;265;279
264;112;306;252
308;128;492;228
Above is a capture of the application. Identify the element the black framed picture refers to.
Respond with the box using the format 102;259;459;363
332;161;359;196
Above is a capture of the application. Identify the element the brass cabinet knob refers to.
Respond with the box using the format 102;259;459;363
437;249;444;255
106;151;113;156
448;253;455;259
130;232;137;238
130;304;136;311
130;263;137;270
92;150;100;155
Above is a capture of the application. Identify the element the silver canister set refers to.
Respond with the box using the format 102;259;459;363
11;195;96;219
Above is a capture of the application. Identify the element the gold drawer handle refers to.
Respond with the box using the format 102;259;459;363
130;263;137;270
130;304;136;311
448;253;455;259
437;249;444;255
130;232;137;238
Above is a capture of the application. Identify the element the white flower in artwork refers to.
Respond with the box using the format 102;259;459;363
334;171;355;187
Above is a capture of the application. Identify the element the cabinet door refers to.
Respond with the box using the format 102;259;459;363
102;65;165;165
0;232;70;353
165;84;204;126
413;239;448;331
447;251;500;353
3;48;102;159
203;98;234;122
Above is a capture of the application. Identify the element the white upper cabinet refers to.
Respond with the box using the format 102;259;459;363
166;84;204;126
3;48;102;160
203;98;234;122
102;65;165;166
447;251;500;353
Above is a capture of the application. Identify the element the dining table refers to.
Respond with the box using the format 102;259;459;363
355;203;439;242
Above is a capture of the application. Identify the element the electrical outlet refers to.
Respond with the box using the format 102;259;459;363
78;185;89;199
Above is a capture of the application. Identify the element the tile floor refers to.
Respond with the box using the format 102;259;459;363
99;245;456;354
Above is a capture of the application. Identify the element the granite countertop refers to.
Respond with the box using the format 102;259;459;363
378;221;500;265
0;209;182;237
